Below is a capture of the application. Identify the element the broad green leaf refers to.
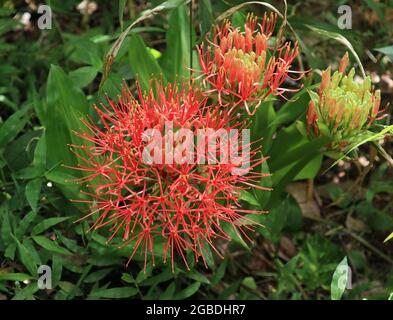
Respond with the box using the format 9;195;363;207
198;0;213;35
11;234;37;276
0;273;34;282
88;287;139;299
239;190;260;207
52;254;63;288
242;276;257;290
128;33;165;92
68;40;103;69
25;178;43;213
174;281;200;299
0;204;13;246
160;282;176;300
0;104;30;148
161;4;194;81
84;268;113;283
140;268;174;286
4;243;16;260
4;129;41;171
294;154;323;180
221;221;249;250
66;264;93;300
251;100;276;152
16;210;37;239
33;130;46;169
118;0;127;31
271;84;318;129
184;270;210;285
211;259;228;286
259;194;302;243
32;235;72;256
331;256;350;300
255;154;271;208
45;64;89;172
69;66;98;88
31;217;71;236
12;283;40;300
121;273;135;284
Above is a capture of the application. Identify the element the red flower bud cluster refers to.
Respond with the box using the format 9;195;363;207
197;13;301;115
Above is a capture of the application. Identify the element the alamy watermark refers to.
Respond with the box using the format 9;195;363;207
37;5;52;30
37;265;52;290
337;5;352;30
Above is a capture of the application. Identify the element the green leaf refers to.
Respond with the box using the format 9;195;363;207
375;45;393;60
128;33;165;92
33;130;46;169
12;283;40;300
160;282;176;300
331;256;350;300
0;273;34;282
118;0;127;31
69;66;98;88
25;178;43;213
0;204;13;246
161;4;194;81
52;254;63;288
211;259;228;286
31;217;71;236
0;104;30;148
32;235;72;256
242;276;257;290
11;234;37;276
239;190;260;207
221;221;249;250
44;64;89;171
251;100;276;152
271;84;318;129
3;129;41;171
184;270;210;284
198;0;213;35
84;268;113;283
294;154;323;180
140;268;174;286
174;281;200;299
88;287;138;299
16;210;38;239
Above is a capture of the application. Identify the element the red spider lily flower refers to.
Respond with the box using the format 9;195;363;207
66;81;270;271
196;13;302;115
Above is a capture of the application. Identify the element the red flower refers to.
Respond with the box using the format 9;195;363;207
196;13;301;115
67;81;270;271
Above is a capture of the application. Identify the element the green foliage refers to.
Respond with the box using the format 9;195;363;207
0;0;392;301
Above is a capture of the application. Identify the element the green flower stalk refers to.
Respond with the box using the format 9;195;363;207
307;53;383;152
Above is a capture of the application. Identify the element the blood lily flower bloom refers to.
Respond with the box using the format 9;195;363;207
67;81;270;271
196;13;301;115
307;53;385;152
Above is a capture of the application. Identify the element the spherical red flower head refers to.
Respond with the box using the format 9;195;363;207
67;81;270;271
197;13;301;115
